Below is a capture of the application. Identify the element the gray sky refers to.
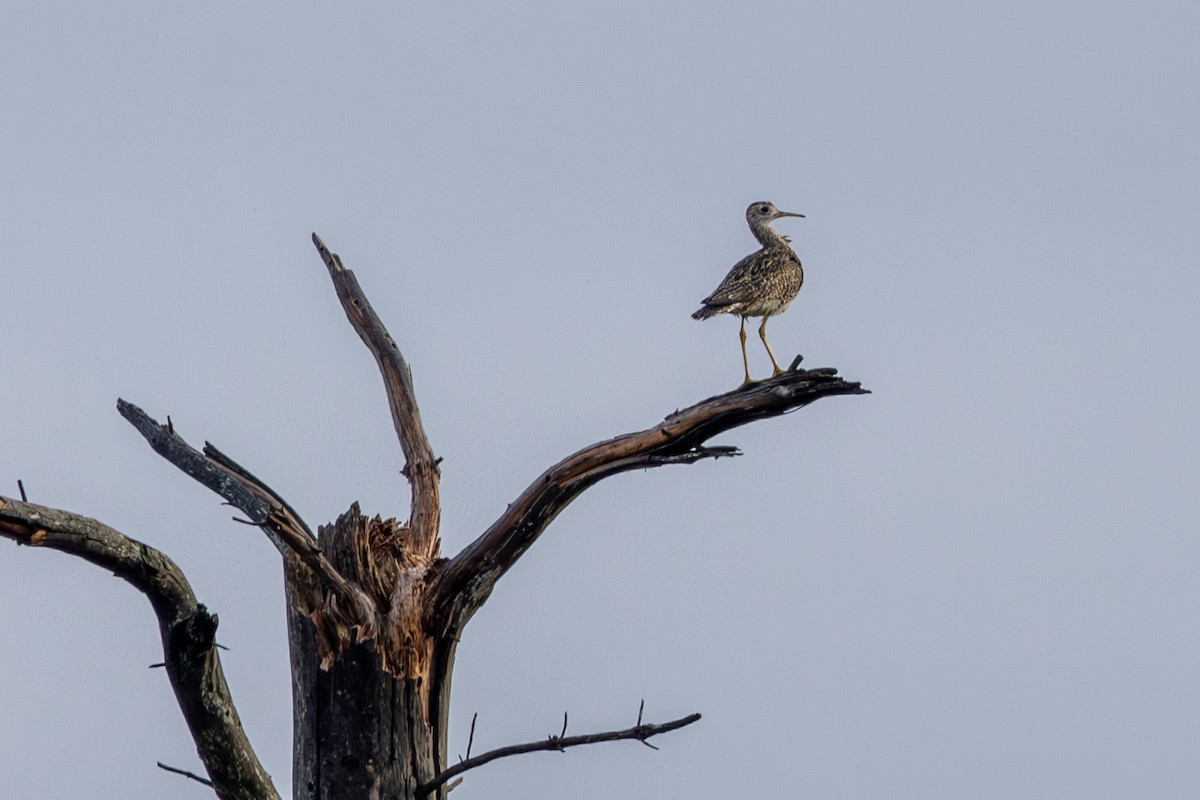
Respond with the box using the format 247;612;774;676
3;2;1199;798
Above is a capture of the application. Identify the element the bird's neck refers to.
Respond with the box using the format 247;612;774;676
751;221;791;250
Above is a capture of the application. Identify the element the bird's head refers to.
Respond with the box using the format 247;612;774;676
746;201;805;226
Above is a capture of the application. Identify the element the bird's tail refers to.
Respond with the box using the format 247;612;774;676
691;305;724;320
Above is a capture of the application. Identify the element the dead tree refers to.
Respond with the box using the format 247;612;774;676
0;234;867;800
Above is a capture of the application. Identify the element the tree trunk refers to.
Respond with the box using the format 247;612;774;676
289;625;443;800
287;506;452;800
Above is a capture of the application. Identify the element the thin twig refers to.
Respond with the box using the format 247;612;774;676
157;761;214;788
16;480;27;502
465;712;477;761
416;709;701;796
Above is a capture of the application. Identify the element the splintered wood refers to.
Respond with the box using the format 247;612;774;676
288;503;435;680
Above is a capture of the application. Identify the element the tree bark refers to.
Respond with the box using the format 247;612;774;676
286;506;445;800
0;499;281;800
3;234;867;799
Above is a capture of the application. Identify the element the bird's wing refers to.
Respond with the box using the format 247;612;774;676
701;251;774;306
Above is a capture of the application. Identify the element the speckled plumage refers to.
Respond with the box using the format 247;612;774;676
693;201;805;383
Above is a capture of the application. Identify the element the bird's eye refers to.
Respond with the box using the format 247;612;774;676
759;205;770;214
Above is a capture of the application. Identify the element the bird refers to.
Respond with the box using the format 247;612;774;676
692;201;806;385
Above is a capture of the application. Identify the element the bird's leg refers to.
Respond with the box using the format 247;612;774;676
759;317;785;376
739;316;754;386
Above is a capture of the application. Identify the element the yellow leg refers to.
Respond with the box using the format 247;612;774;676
759;317;785;376
739;316;753;386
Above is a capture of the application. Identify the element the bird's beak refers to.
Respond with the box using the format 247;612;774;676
776;211;805;219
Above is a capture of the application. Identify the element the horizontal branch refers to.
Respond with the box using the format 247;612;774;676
117;399;374;623
313;233;441;560
0;497;279;800
416;709;701;796
427;363;867;636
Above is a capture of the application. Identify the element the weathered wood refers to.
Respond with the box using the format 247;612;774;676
118;401;331;571
307;642;427;799
0;498;280;800
425;364;868;640
117;400;379;666
287;595;321;800
313;233;441;562
287;507;443;800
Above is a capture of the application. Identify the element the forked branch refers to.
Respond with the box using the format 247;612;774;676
0;497;279;800
313;233;441;560
116;399;374;624
416;707;702;796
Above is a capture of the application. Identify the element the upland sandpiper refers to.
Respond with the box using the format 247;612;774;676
692;201;805;385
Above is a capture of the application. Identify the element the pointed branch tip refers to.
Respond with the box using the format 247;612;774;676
156;761;214;788
466;712;478;761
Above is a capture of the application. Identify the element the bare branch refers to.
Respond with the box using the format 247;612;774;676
117;399;271;527
116;399;374;623
158;761;215;788
465;712;477;761
0;497;280;800
202;442;315;540
417;709;701;796
427;364;867;635
0;498;197;618
312;233;441;560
